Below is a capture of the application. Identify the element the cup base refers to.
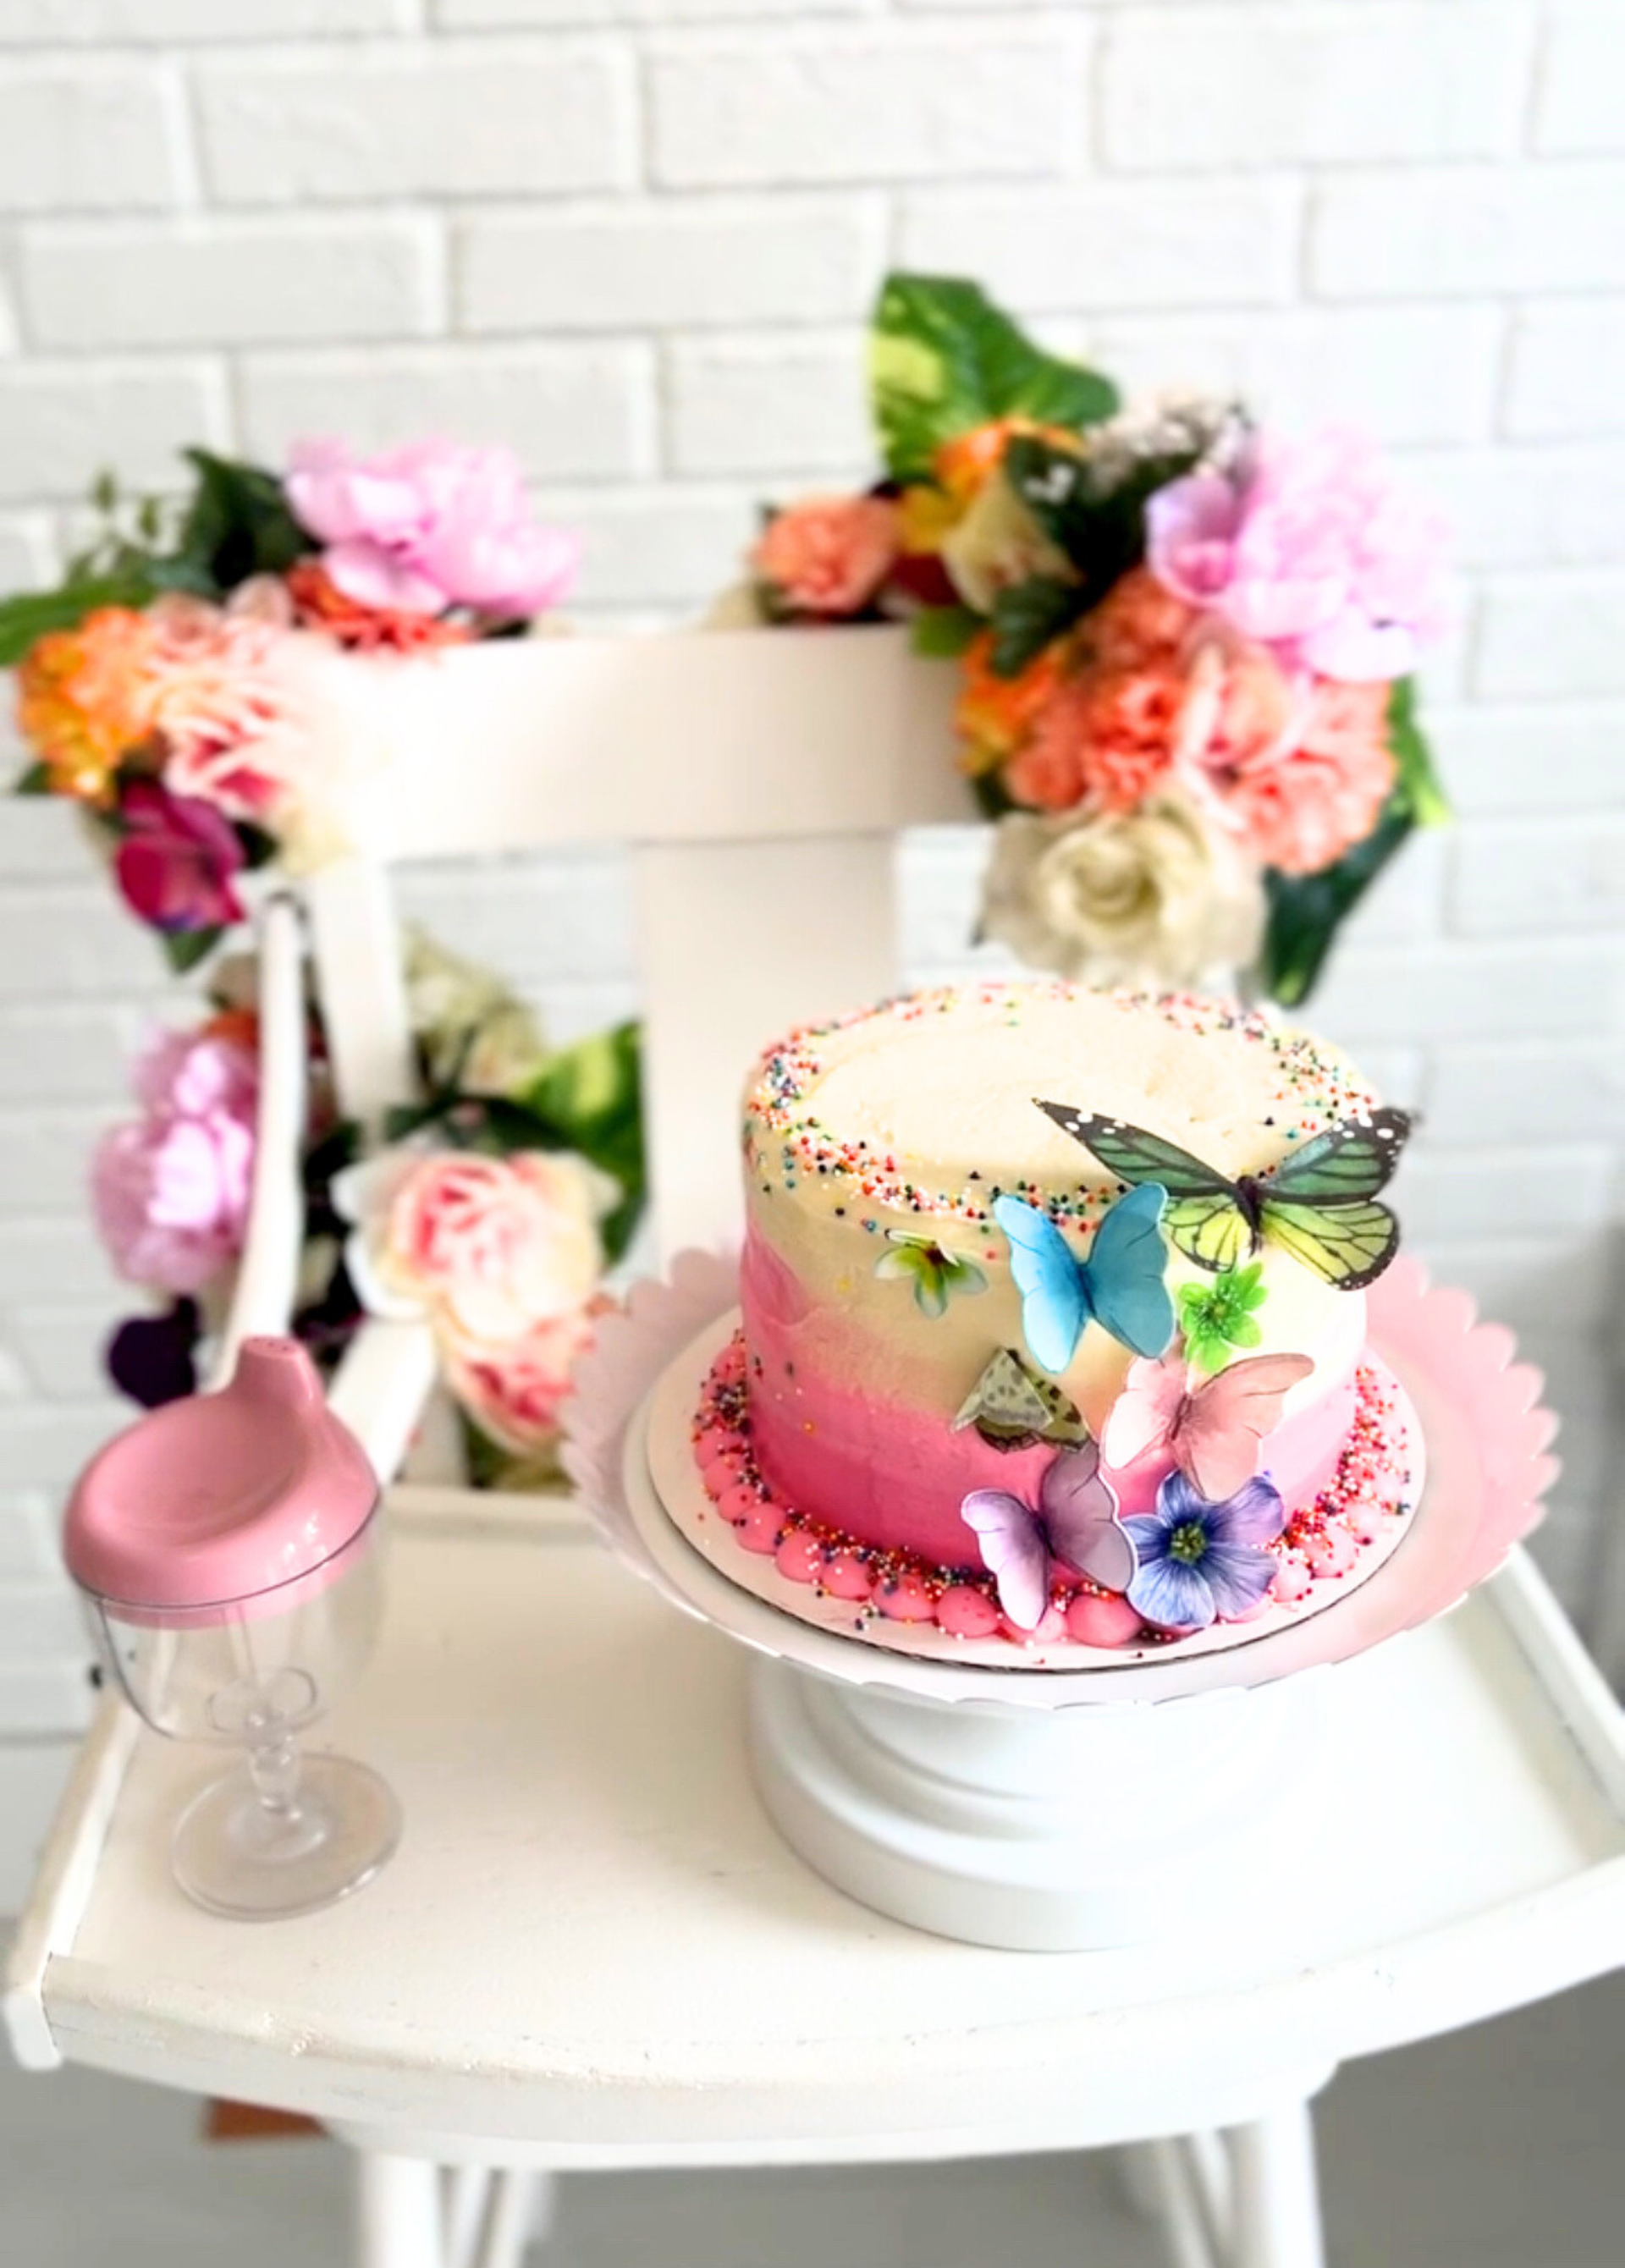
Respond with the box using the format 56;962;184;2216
172;1753;401;1920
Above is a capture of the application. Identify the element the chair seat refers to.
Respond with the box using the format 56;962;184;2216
9;1496;1623;2170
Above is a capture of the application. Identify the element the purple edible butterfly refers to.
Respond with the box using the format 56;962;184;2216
961;1440;1135;1632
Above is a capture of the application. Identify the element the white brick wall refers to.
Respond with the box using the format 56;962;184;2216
0;0;1622;1886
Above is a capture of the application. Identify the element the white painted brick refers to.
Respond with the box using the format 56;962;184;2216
1450;814;1625;939
198;42;635;205
664;332;868;476
1102;3;1528;172
458;195;881;335
0;0;405;33
0;884;170;1001
898;180;1297;311
240;344;653;481
1428;1043;1625;1147
1397;444;1625;570
0;1221;121;1305
0;514;57;592
1535;2;1625;157
0;1109;107;1216
1312;164;1625;298
0;795;102;886
1432;702;1625;817
21;216;438;352
1309;936;1624;1047
1088;306;1502;448
0;1005;156;1105
1475;570;1625;698
8;1309;115;1403
1506;301;1625;439
440;0;870;21
0;1576;86;1664
1396;1143;1616;1242
0;361;228;506
396;848;634;988
0;1400;125;1487
1335;825;1446;950
647;26;1082;189
0;1665;91;1738
0;1738;80;1911
0;64;179;216
0;1491;57;1579
544;486;754;607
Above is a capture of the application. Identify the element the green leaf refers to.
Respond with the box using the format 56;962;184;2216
160;925;225;976
0;573;160;666
869;273;1119;484
234;820;280;871
910;603;983;658
988;575;1086;678
970;767;1021;823
174;449;308;592
12;760;53;795
1004;432;1205;606
1258;801;1414;1009
1387;676;1451;828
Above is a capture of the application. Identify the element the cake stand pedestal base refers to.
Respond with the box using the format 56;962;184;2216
747;1656;1328;1951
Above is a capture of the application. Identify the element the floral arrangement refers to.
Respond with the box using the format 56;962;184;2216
740;275;1451;1004
2;439;579;969
94;928;643;1488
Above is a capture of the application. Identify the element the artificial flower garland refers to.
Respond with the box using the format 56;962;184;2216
735;274;1452;1005
4;438;642;1484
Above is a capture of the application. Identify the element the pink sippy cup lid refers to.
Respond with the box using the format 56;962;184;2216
64;1337;378;1613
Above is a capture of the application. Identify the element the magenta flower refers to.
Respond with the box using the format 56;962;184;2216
1147;429;1448;680
113;780;247;935
92;1030;259;1296
285;438;580;620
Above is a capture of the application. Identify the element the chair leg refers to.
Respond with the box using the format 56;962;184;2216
355;2151;448;2268
471;2170;552;2268
1225;2100;1325;2268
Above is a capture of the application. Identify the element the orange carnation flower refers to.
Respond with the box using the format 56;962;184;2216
17;608;163;803
955;632;1063;778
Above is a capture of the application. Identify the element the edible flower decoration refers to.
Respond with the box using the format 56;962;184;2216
735;272;1452;1005
1177;1262;1269;1374
961;1441;1134;1632
1125;1471;1286;1632
873;1227;988;1318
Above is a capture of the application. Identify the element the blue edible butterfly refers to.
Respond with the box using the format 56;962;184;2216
993;1184;1175;1374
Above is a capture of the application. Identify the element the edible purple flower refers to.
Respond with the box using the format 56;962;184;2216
1123;1468;1286;1632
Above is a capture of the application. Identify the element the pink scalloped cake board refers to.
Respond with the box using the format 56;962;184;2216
646;1310;1426;1671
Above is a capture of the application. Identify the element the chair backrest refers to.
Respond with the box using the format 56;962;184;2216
293;625;966;1257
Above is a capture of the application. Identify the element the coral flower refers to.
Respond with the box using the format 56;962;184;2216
751;494;900;618
284;559;475;653
1220;680;1395;875
956;633;1064;776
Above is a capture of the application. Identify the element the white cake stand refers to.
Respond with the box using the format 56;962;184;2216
566;1252;1556;1954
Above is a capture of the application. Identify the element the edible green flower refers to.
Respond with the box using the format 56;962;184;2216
1177;1262;1268;1373
875;1229;988;1318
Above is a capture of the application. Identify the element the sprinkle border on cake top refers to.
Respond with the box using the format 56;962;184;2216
742;981;1379;1230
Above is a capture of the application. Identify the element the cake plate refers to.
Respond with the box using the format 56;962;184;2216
565;1253;1558;1953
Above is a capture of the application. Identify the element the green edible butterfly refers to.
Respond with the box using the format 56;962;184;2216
1034;1100;1414;1291
952;1348;1089;1455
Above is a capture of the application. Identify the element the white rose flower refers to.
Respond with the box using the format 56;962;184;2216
404;928;548;1098
939;466;1074;615
979;792;1265;990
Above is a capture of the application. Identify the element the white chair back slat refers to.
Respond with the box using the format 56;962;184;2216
295;628;969;1256
286;625;965;860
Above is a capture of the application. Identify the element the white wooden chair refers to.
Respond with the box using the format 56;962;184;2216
5;628;1623;2268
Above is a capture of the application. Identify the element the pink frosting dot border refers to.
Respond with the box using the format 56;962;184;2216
690;1333;1419;1654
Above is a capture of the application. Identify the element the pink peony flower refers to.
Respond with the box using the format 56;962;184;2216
1147;430;1448;680
113;779;247;934
751;494;900;618
1217;680;1396;875
440;1304;601;1458
91;1030;259;1296
336;1147;616;1343
285;438;580;620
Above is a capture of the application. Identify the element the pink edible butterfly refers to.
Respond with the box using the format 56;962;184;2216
961;1440;1133;1632
1102;1347;1314;1504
